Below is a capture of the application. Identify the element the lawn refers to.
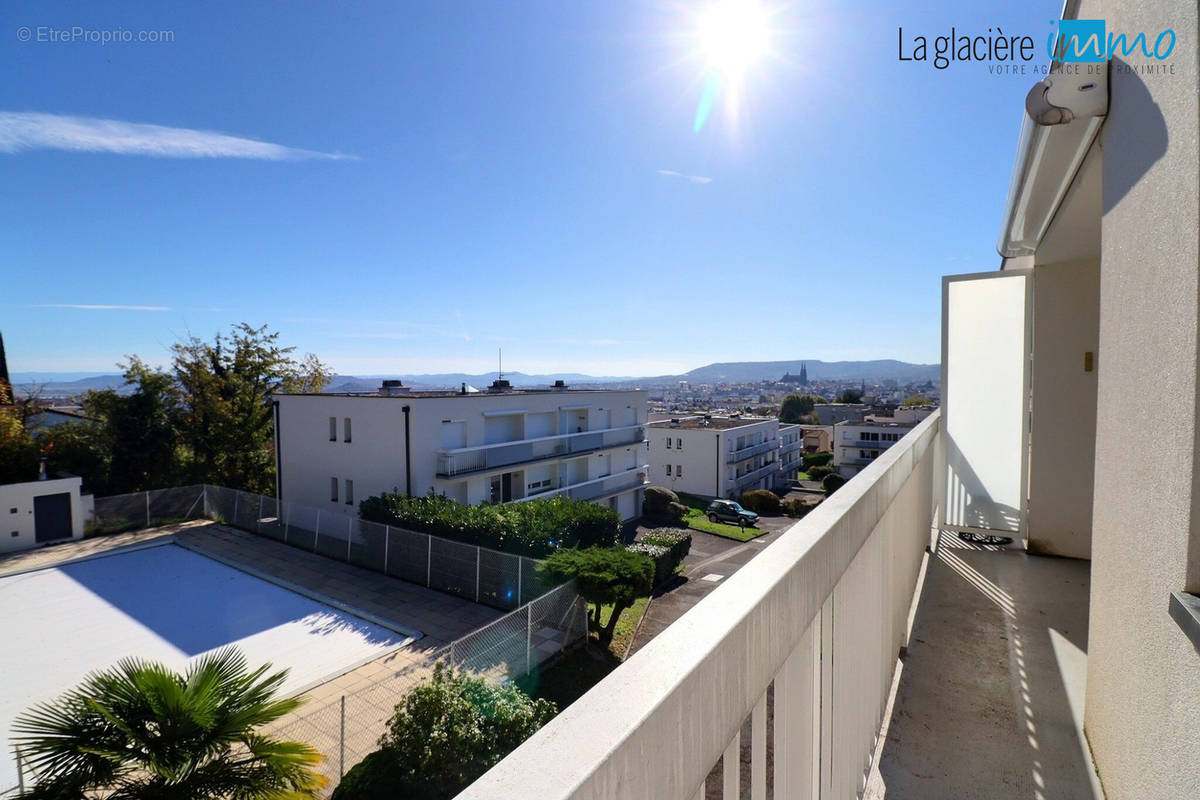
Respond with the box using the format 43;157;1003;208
516;597;650;711
676;492;771;542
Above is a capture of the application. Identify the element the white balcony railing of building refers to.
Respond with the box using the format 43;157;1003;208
458;410;941;800
515;464;649;504
436;424;646;478
779;438;804;456
732;461;779;490
726;440;778;464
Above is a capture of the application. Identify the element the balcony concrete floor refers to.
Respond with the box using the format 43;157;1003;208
865;531;1104;800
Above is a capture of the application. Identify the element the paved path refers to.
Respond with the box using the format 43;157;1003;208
627;516;796;657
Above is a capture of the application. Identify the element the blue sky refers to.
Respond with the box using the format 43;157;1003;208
2;0;1061;377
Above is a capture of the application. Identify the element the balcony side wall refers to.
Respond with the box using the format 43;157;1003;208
1081;0;1200;797
1027;257;1099;560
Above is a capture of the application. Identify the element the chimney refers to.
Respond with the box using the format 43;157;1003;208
488;378;512;393
380;379;410;397
553;379;568;390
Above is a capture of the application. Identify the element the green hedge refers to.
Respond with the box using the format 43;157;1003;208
632;528;693;586
359;492;620;558
740;489;781;514
802;451;833;468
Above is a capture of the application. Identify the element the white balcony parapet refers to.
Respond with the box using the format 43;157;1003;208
456;410;941;800
726;440;777;463
436;424;646;477
732;461;779;489
515;464;649;504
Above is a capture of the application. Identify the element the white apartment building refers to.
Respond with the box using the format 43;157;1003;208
272;380;648;521
832;419;917;478
647;415;778;499
777;423;804;481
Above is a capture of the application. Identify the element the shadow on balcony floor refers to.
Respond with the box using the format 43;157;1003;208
865;531;1104;800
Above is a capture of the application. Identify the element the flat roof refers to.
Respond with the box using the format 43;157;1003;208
649;416;773;431
836;419;917;428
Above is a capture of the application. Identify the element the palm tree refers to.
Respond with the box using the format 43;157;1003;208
13;647;326;799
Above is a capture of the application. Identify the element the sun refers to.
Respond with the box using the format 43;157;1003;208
696;0;771;80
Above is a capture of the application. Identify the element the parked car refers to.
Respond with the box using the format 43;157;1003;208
706;500;759;527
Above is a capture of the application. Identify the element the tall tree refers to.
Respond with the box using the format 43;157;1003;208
779;393;824;424
85;358;183;493
173;324;329;493
13;648;325;799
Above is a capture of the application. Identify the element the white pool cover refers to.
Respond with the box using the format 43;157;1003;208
0;544;417;791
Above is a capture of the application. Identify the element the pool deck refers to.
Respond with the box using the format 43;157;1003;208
1;522;506;789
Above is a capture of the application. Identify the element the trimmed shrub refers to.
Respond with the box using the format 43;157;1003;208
640;528;692;565
541;548;654;645
739;489;782;515
822;473;847;494
781;498;813;518
802;451;833;468
643;486;685;524
806;464;836;481
627;542;673;586
359;492;620;558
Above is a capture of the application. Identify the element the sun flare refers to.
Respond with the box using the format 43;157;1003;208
696;0;771;79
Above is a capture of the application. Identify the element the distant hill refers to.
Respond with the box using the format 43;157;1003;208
679;360;939;383
12;359;938;397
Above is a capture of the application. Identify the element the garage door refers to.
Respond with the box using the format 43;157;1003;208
34;493;73;542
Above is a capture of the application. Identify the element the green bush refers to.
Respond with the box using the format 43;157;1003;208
640;528;692;565
635;528;693;585
781;498;812;518
359;492;620;557
822;473;847;494
806;464;836;481
627;542;673;586
541;548;654;645
642;486;686;524
739;489;781;515
802;451;833;468
332;663;555;800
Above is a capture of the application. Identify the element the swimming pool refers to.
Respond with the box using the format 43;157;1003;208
0;543;419;792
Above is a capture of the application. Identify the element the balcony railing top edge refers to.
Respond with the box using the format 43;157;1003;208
435;423;646;456
513;465;648;502
458;409;941;800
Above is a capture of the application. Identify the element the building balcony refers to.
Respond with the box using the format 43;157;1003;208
843;438;892;449
732;461;778;490
779;438;804;456
726;440;777;464
436;424;645;478
515;464;648;504
459;410;1102;800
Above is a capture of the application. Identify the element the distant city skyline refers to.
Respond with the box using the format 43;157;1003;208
2;0;1061;375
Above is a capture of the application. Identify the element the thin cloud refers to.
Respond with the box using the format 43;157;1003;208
0;111;355;160
657;168;712;184
32;303;171;311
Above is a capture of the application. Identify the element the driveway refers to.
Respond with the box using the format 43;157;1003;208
626;515;795;657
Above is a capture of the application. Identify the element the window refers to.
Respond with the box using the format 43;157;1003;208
666;464;672;476
344;417;352;443
676;464;682;477
676;438;682;450
666;438;672;449
330;477;338;502
345;479;354;505
329;417;337;441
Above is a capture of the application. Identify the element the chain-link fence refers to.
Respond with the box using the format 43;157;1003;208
201;486;552;611
264;579;587;795
89;485;207;535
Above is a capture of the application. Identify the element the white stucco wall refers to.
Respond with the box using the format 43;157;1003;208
1027;257;1100;560
274;389;646;519
0;477;86;554
1079;1;1200;797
